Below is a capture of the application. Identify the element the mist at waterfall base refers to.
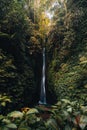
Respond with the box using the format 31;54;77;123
39;48;47;105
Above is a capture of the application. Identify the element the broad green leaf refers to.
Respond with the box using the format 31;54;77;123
6;123;17;129
26;108;39;115
2;119;11;124
7;111;23;118
80;60;87;64
80;106;87;113
67;107;72;113
1;102;6;107
71;101;77;106
46;118;58;130
61;99;71;104
79;115;87;130
63;110;70;119
4;99;11;103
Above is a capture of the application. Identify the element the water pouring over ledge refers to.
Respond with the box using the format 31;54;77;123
39;48;46;105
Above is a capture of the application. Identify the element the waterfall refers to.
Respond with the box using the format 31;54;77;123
39;48;46;105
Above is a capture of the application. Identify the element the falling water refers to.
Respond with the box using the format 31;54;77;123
39;48;46;105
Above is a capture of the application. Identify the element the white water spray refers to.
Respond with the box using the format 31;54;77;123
39;48;46;105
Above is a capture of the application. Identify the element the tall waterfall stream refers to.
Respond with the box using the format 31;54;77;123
39;48;46;105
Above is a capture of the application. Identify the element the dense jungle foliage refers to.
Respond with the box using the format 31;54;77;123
0;0;87;129
47;0;87;105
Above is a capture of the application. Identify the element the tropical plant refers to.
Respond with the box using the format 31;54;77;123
50;99;87;130
0;94;11;114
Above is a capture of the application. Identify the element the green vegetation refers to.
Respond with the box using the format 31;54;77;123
0;101;87;130
0;0;43;109
0;0;87;129
47;0;87;104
